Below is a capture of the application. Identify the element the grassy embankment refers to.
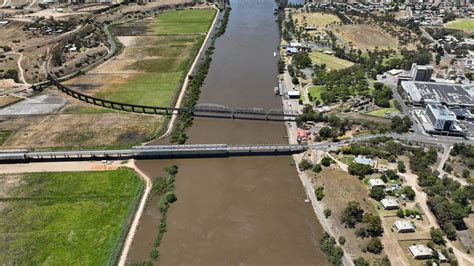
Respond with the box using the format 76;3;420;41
444;19;474;32
95;9;216;106
0;169;143;265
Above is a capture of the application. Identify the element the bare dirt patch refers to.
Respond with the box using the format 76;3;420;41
0;112;163;149
333;24;399;50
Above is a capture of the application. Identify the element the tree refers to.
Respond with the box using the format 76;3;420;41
319;232;344;266
366;238;384;254
348;163;373;176
435;54;441;65
341;201;364;228
369;187;386;201
444;164;453;173
430;227;446;245
397;160;406;173
363;214;384;237
313;164;322;173
299;159;313;171
324;208;332;218
292;76;299;85
402;186;416;200
396;209;404;218
338;236;346;245
321;157;332;167
319;126;336;139
353;257;369;266
315;186;325;201
462;169;470;179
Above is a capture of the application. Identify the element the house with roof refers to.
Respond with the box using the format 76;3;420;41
409;244;433;259
393;220;415;233
368;178;386;189
353;155;375;167
380;198;399;210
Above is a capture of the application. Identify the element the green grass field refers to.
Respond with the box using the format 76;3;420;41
0;169;143;265
309;51;354;70
307;85;326;101
152;9;216;35
0;130;12;146
445;19;474;32
96;72;183;106
102;9;215;106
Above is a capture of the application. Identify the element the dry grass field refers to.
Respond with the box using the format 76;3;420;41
310;168;386;263
0;110;164;149
292;12;340;30
333;24;399;50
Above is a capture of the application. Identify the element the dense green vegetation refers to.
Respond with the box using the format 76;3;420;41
320;232;344;266
409;147;472;240
0;169;143;265
147;165;179;262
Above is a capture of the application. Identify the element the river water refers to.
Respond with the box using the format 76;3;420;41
128;0;327;264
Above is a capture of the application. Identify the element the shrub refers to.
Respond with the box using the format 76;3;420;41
338;236;346;245
366;238;383;254
313;164;322;173
299;159;313;171
397;160;406;173
369;187;385;201
315;186;325;201
353;257;369;266
430;227;446;245
321;157;332;167
324;208;332;218
150;249;159;259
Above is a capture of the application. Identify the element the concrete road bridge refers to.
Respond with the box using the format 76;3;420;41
0;144;308;162
0;133;471;163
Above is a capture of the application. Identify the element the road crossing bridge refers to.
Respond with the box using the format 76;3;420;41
0;144;308;162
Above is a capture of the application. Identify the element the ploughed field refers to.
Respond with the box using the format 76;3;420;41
64;9;216;107
0;169;143;265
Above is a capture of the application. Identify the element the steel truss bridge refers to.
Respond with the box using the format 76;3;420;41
50;77;299;121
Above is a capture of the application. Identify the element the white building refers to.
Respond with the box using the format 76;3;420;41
287;90;300;99
393;220;415;233
425;104;457;131
409;244;433;259
354;155;374;167
368;178;386;189
380;198;399;210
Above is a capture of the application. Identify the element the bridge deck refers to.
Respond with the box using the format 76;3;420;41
0;144;308;162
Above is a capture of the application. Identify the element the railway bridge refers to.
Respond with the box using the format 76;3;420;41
49;77;299;121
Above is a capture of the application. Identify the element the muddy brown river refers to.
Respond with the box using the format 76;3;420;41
128;0;328;264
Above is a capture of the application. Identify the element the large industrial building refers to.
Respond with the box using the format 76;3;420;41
425;104;457;131
401;81;474;107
